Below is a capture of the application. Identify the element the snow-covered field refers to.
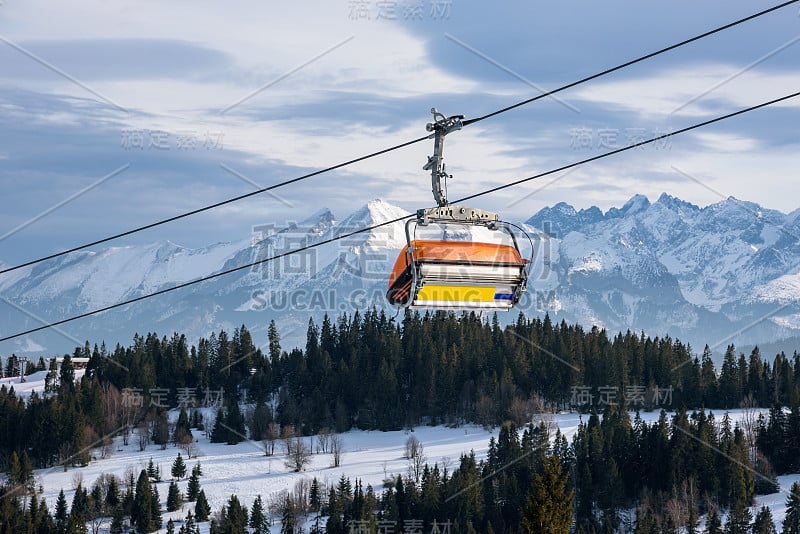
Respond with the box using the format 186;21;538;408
8;369;798;532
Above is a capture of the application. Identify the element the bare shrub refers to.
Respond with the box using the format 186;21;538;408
330;432;344;468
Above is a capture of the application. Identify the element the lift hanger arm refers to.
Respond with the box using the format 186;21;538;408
423;108;463;207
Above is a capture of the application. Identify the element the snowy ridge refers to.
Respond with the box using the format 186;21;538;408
2;194;800;357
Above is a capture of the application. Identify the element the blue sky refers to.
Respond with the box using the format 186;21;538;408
1;0;799;265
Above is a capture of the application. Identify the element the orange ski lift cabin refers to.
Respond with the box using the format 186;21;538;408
386;109;531;310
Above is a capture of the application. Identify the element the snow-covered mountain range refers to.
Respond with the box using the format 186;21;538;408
2;194;800;358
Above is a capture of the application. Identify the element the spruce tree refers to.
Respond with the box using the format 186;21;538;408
150;485;162;531
90;483;104;525
109;503;124;534
123;478;135;518
8;451;22;488
249;494;268;534
59;354;75;393
521;456;573;534
19;451;33;491
187;464;201;501
171;453;187;480
725;501;752;534
173;406;192;447
686;504;698;534
167;481;182;512
153;410;170;450
633;507;657;533
226;494;248;532
147;458;157;480
309;477;321;512
785;482;800;534
70;484;89;528
184;511;196;534
225;400;247;445
106;475;120;510
55;489;69;532
191;408;203;431
210;407;227;443
133;470;153;533
752;506;777;534
706;508;723;534
195;489;210;522
281;495;296;534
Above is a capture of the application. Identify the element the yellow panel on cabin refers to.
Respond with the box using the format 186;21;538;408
415;285;497;303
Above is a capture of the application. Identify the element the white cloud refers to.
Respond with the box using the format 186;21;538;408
572;64;800;118
690;131;760;152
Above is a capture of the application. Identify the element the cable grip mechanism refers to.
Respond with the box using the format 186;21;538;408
422;108;463;207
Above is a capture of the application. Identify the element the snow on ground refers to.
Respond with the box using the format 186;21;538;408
30;408;778;533
0;369;86;398
755;474;800;532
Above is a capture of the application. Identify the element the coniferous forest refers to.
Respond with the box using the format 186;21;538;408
2;309;800;532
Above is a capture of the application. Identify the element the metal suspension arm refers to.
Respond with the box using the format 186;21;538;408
422;108;463;207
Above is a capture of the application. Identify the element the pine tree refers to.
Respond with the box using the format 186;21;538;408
191;408;203;431
184;511;196;534
187;464;201;501
109;503;124;534
521;456;573;534
753;506;777;534
249;495;268;534
167;481;182;512
55;489;69;532
210;407;227;443
19;451;33;491
195;489;210;522
173;406;193;448
147;458;157;480
226;494;248;532
106;475;121;510
123;476;135;518
724;501;752;534
785;482;800;534
90;483;104;526
225;400;246;445
133;470;153;533
8;451;21;488
45;357;58;393
172;453;187;480
281;495;296;534
310;477;321;512
70;484;89;528
706;508;723;534
150;485;162;531
59;354;75;393
166;518;175;534
634;508;657;533
687;504;698;534
153;410;170;450
268;319;281;363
